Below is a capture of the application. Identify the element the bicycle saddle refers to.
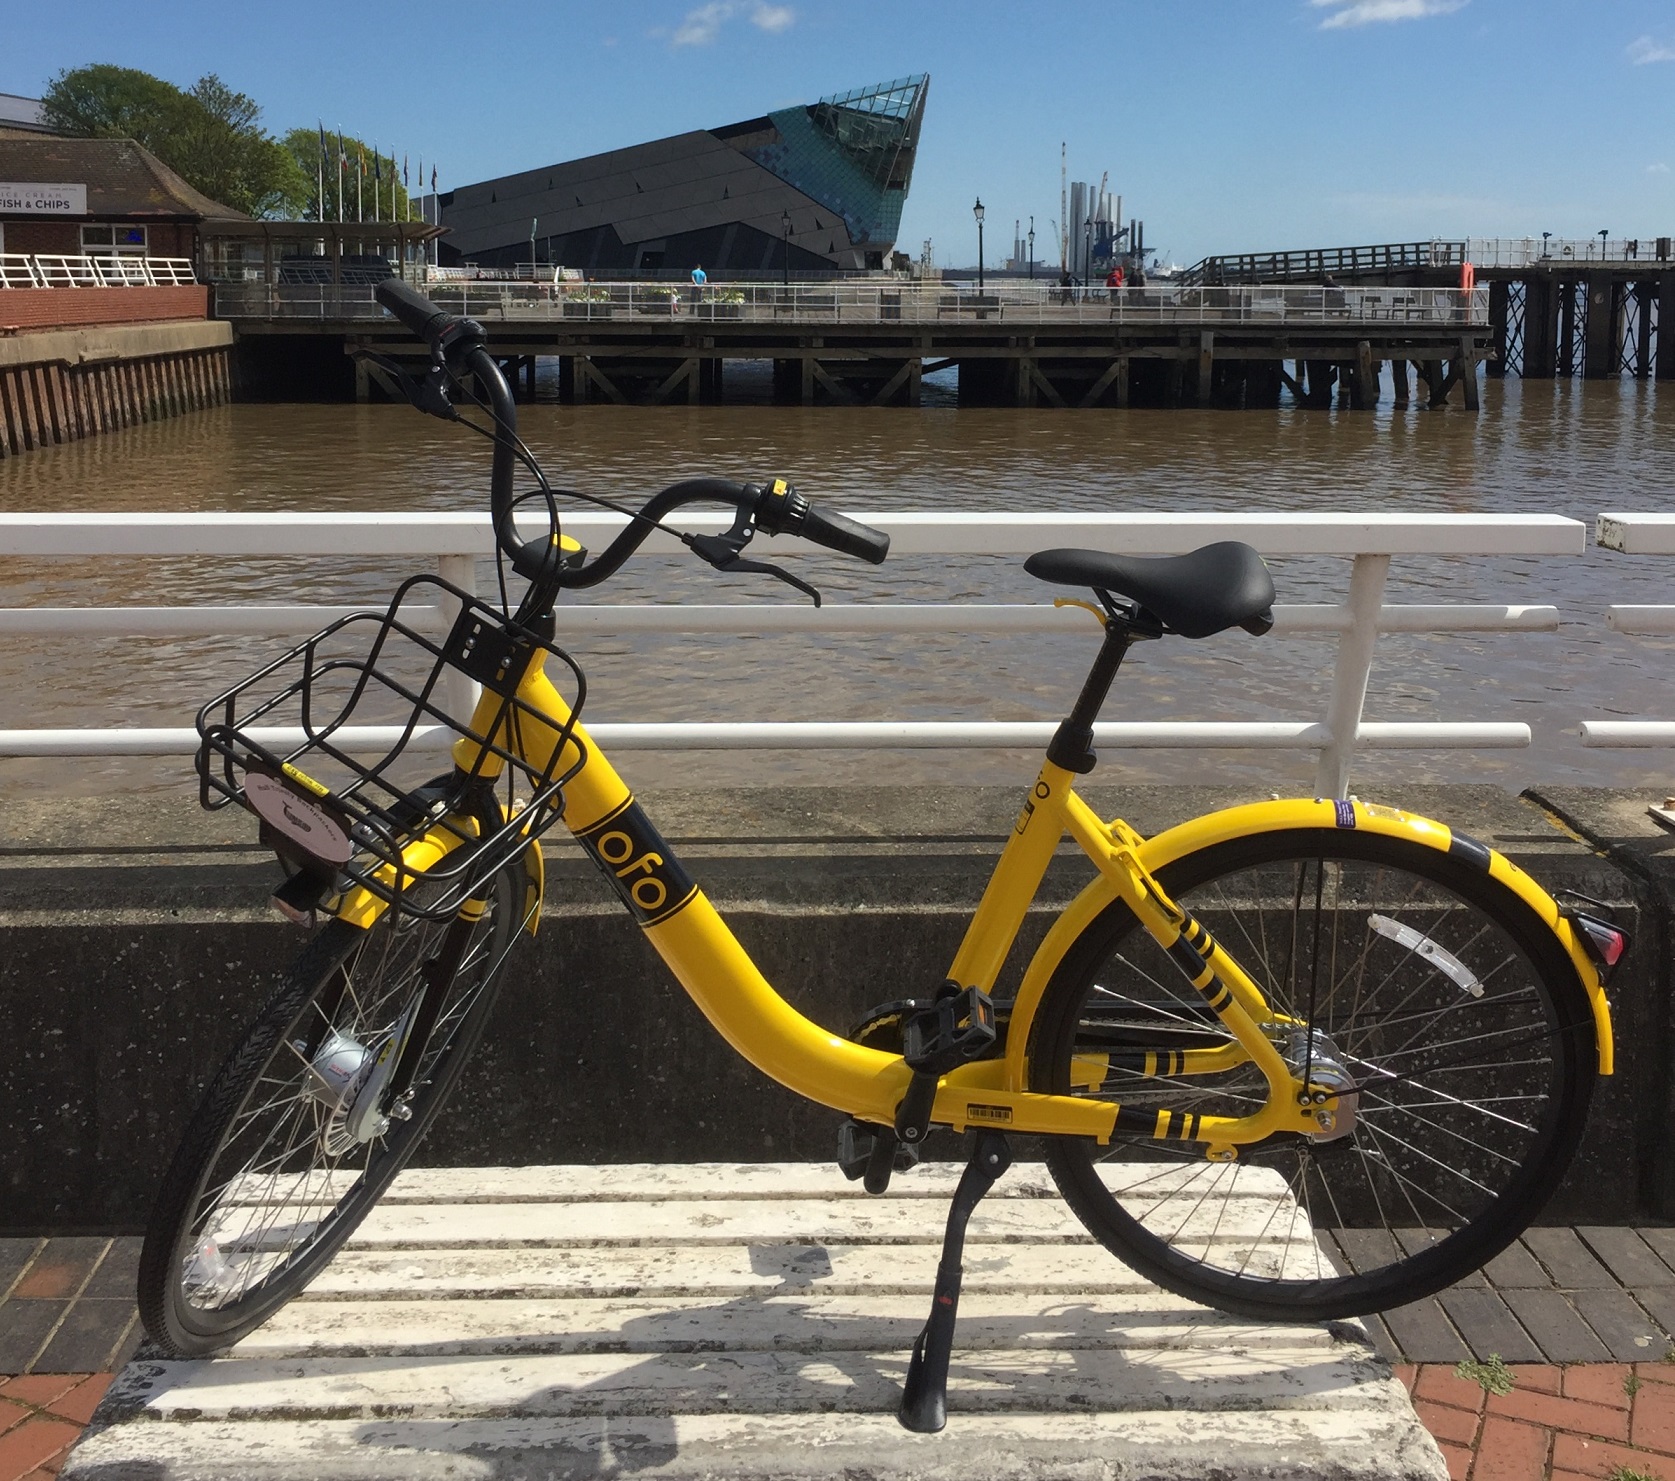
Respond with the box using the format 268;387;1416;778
1025;541;1275;639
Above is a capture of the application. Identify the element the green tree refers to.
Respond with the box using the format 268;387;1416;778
282;128;415;223
174;76;308;218
38;64;189;154
39;64;308;219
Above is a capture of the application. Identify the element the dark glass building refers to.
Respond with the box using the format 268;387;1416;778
435;75;928;273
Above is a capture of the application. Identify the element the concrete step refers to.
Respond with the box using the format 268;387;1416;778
65;1163;1447;1480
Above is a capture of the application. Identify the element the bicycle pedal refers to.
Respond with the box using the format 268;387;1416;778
903;985;997;1076
838;1118;921;1194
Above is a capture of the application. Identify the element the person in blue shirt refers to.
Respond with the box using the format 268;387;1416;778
691;265;707;285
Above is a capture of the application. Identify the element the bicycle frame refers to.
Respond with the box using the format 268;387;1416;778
333;645;1615;1154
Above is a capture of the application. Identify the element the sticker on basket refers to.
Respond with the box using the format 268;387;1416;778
243;766;353;866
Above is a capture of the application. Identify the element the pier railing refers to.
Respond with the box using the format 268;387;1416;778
0;255;198;289
0;511;1579;797
1184;241;1467;285
1465;237;1673;269
208;278;1490;329
1584;513;1675;750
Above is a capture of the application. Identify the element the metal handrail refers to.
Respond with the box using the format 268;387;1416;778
208;278;1491;328
0;254;198;288
1584;513;1675;748
0;511;1581;796
1466;237;1673;269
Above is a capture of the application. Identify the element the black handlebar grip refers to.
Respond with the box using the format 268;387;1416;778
374;279;455;347
800;504;890;565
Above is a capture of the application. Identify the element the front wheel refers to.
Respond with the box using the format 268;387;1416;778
138;859;526;1356
1029;827;1596;1321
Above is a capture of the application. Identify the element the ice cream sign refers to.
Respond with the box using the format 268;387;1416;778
0;183;88;214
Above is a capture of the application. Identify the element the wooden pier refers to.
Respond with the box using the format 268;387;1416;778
215;280;1492;411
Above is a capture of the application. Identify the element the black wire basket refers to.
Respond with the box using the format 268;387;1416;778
196;574;587;922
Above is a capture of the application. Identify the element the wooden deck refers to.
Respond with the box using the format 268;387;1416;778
64;1162;1444;1480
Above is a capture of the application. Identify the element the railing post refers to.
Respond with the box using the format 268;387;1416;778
436;553;482;726
1314;552;1391;799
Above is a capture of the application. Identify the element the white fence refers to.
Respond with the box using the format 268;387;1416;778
0;255;198;289
0;511;1580;798
1584;514;1675;749
209;278;1491;329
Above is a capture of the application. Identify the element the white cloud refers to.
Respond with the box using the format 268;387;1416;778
1311;0;1467;29
669;0;794;46
671;2;730;46
1650;162;1671;174
751;3;795;33
1628;35;1675;64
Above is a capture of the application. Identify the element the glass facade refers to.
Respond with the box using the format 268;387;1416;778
736;75;928;254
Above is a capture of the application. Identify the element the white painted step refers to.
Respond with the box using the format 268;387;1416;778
237;1291;1339;1357
64;1410;1450;1481
66;1163;1444;1481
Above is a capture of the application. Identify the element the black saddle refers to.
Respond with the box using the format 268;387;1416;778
1025;541;1276;639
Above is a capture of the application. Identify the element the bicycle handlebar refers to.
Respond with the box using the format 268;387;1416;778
372;280;891;607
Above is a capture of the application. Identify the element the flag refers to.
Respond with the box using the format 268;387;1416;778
431;165;437;190
403;154;409;188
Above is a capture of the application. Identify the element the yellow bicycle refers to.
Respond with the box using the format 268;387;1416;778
139;281;1627;1432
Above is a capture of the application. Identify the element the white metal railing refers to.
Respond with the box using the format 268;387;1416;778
1466;237;1673;269
0;511;1581;797
207;277;1491;329
0;254;198;289
1583;514;1675;748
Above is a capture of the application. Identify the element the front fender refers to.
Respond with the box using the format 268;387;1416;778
1003;797;1612;1089
333;828;544;937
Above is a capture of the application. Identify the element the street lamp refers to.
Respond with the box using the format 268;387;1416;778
1541;230;1552;258
973;197;985;292
1600;228;1610;258
1027;216;1034;280
780;210;793;288
1084;216;1093;282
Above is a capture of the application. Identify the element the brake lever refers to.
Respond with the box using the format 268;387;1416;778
713;554;823;607
351;350;458;422
685;513;823;607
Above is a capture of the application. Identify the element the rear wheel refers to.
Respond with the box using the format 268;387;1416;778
1029;828;1595;1321
138;859;526;1356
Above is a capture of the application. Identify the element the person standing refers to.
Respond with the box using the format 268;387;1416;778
1105;262;1125;303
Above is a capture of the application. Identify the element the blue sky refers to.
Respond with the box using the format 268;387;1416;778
9;0;1675;265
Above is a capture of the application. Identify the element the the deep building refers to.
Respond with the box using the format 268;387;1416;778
435;75;928;274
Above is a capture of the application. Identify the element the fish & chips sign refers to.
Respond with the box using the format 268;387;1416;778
0;182;88;214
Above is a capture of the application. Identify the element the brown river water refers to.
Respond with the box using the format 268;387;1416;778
2;369;1673;803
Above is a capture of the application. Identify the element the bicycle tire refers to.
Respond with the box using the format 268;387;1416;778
138;858;525;1356
1028;826;1596;1321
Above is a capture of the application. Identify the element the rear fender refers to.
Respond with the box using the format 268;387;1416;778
1003;797;1612;1088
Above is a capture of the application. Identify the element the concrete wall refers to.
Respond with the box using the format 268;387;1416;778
0;318;230;458
0;785;1666;1233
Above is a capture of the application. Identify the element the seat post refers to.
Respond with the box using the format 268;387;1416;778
1045;619;1135;774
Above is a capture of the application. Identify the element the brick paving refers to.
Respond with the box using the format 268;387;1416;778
0;1241;140;1378
0;1376;112;1481
1399;1362;1675;1480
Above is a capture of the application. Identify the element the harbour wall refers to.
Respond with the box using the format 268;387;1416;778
0;318;232;460
0;784;1668;1233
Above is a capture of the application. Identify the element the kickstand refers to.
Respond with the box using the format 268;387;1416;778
897;1130;1012;1433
